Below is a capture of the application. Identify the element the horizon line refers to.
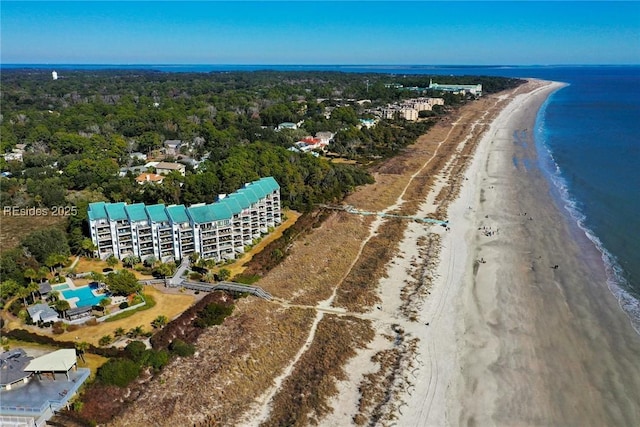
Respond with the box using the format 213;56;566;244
2;63;639;67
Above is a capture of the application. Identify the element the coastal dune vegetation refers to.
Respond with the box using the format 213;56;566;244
0;68;523;426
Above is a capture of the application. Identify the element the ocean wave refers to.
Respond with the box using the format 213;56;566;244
535;97;640;336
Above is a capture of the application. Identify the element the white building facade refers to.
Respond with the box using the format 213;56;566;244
88;177;281;263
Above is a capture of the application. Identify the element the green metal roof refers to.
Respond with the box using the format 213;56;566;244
226;192;251;210
188;203;232;224
86;177;279;226
219;196;242;214
125;203;148;222
105;202;127;221
88;202;108;221
258;176;280;193
146;204;169;223
237;187;260;205
166;205;189;223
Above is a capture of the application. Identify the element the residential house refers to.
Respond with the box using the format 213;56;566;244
155;161;186;176
163;140;183;156
27;304;59;323
136;173;164;184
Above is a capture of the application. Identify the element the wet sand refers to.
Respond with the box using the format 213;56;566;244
435;81;640;426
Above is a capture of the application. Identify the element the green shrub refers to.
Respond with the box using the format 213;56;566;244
146;349;170;370
96;358;140;387
119;302;129;309
124;341;147;363
168;339;195;357
193;302;234;328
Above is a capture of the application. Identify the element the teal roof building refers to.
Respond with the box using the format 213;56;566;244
87;177;281;263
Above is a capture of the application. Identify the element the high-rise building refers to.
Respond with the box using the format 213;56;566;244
88;177;281;263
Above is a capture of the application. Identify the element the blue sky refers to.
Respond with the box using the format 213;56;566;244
2;1;639;65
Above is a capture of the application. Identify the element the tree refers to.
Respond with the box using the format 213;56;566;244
143;256;157;268
99;297;112;308
21;228;70;264
45;253;68;272
114;327;126;338
90;271;105;283
80;238;97;257
48;290;60;302
169;339;195;357
153;262;174;279
122;255;140;269
0;279;21;299
151;315;168;329
37;266;50;283
75;341;89;363
26;281;40;303
99;335;113;347
106;255;119;268
55;299;71;317
23;268;37;284
16;286;31;308
127;325;145;339
105;269;141;296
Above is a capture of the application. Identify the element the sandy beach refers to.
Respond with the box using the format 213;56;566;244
365;80;640;426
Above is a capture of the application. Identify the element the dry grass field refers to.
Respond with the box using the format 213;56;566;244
0;213;67;253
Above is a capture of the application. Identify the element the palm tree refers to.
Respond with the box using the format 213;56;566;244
37;266;49;283
122;255;139;269
127;325;144;338
90;271;105;283
26;281;40;303
98;335;113;347
114;327;126;339
54;299;71;318
106;255;119;269
143;256;157;269
48;290;60;303
23;268;37;284
75;341;89;363
80;238;97;258
17;286;30;308
151;315;168;329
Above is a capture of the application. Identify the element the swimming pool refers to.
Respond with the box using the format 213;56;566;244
60;284;107;308
52;284;70;291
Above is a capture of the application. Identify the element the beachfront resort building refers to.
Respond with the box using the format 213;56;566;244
428;79;483;96
87;177;281;263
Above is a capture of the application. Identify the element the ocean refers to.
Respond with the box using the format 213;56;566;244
4;64;639;330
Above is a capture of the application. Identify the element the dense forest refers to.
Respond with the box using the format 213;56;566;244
0;69;523;275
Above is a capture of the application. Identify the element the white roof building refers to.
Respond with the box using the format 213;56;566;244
24;349;77;374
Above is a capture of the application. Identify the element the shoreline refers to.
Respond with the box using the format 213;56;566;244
323;79;640;426
395;80;640;426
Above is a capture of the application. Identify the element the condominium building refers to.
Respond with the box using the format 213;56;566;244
88;177;281;263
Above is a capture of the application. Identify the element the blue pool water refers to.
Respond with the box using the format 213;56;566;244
61;284;107;308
